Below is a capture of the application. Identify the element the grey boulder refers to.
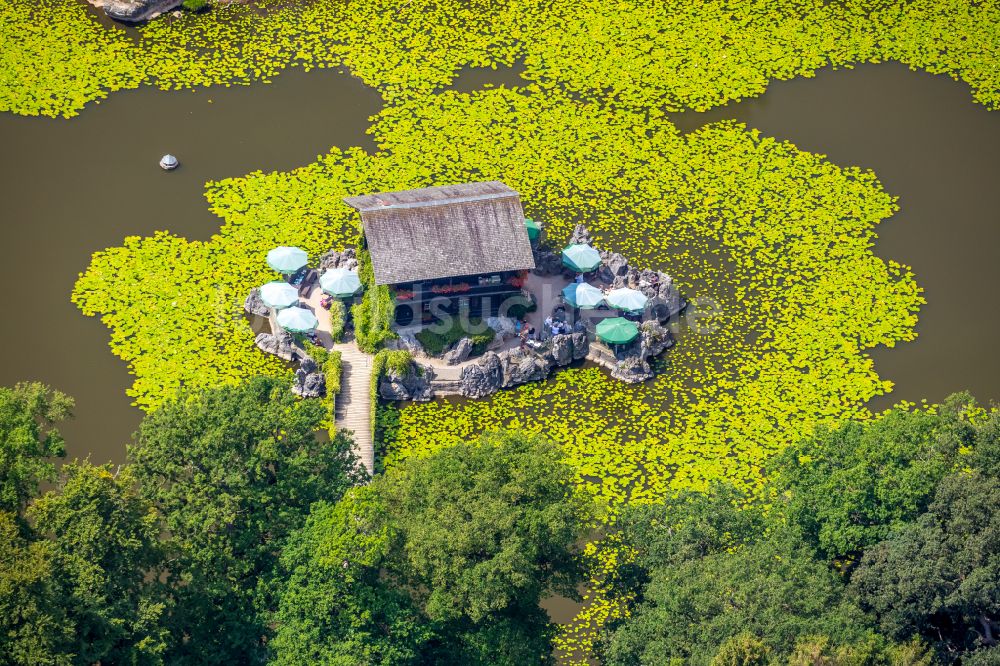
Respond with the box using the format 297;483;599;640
459;352;504;398
547;332;588;366
611;356;654;383
254;330;301;362
379;362;435;401
532;248;563;276
319;248;358;271
244;288;271;318
600;251;630;278
569;223;592;246
500;348;551;387
292;369;326;398
444;337;474;365
638;320;674;360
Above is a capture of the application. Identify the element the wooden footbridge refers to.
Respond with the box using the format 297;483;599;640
330;342;375;476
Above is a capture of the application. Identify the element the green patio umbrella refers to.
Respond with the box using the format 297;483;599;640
524;217;542;240
266;246;308;274
596;317;639;345
561;243;601;273
259;281;300;309
319;268;362;297
606;287;648;314
276;306;318;333
562;282;604;309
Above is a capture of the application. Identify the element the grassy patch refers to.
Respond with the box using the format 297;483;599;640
414;318;495;357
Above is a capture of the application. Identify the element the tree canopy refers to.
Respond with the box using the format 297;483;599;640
0;510;72;666
130;376;364;664
852;470;1000;653
0;382;72;516
31;462;167;665
4;380;999;665
769;392;977;562
602;487;884;665
274;430;594;665
601;396;1000;665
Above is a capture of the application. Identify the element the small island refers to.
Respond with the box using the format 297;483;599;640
246;181;688;471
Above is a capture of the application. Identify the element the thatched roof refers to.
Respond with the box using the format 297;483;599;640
343;181;536;286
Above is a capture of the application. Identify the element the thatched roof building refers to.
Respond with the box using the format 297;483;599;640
343;181;536;286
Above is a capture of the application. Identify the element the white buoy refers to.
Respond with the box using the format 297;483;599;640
159;154;178;170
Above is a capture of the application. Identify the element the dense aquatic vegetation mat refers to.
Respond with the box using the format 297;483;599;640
3;0;1000;117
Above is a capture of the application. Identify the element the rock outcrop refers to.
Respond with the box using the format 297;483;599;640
598;251;630;283
292;365;326;398
611;356;654;383
379;362;435;401
638;320;674;361
502;349;551;387
459;352;504;398
244;288;270;318
531;248;564;276
486;316;517;339
546;332;589;366
389;330;425;355
103;0;182;22
569;223;592;245
443;337;473;365
254;330;303;362
570;331;590;360
318;248;359;272
603;321;673;384
459;347;555;398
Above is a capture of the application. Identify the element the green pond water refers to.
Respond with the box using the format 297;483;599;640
0;59;997;464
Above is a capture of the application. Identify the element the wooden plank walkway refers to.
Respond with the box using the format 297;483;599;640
331;343;375;475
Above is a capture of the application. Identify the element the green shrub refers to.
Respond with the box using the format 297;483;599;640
352;249;395;353
505;297;537;321
324;350;342;397
328;299;346;343
181;0;208;12
415;319;494;357
303;342;341;430
370;349;412;437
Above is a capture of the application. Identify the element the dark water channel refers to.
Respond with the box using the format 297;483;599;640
0;67;382;462
671;62;1000;411
0;60;997;465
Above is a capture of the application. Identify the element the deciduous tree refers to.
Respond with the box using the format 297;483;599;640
131;376;363;664
274;431;593;664
852;471;1000;653
28;462;167;665
770;394;976;562
0;382;72;516
0;511;72;666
